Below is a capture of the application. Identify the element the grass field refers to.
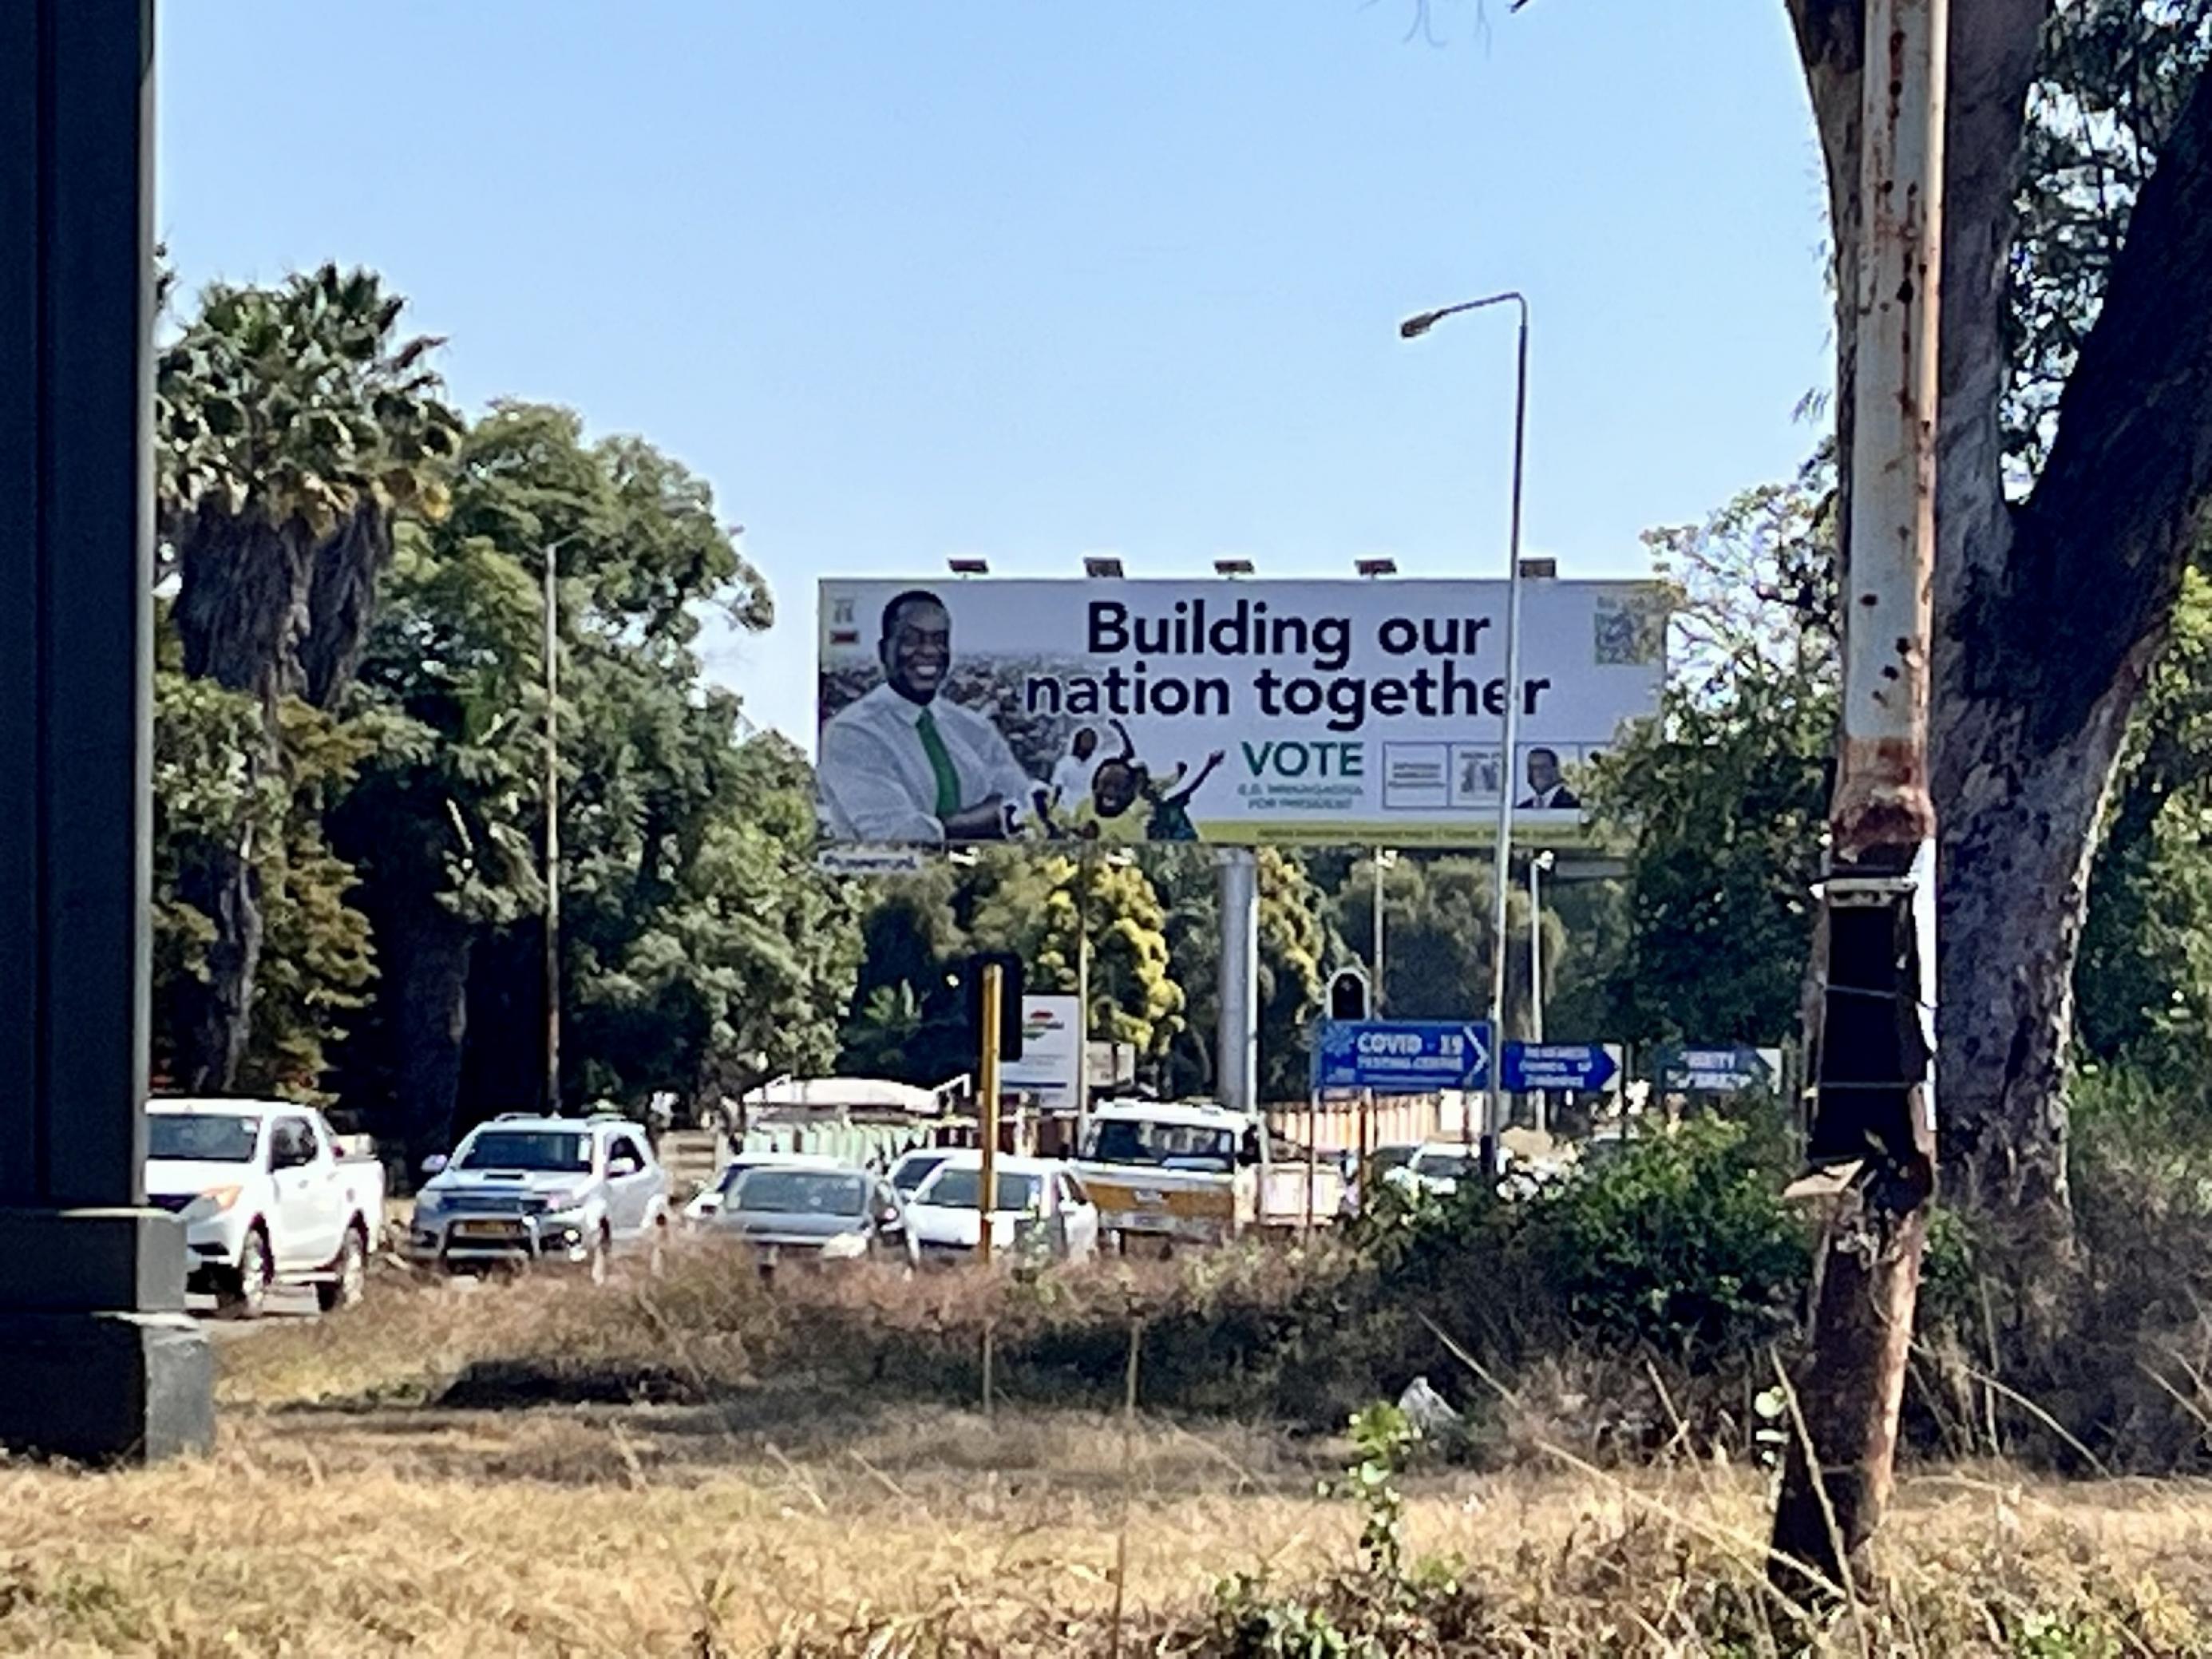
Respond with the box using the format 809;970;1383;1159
10;1265;2212;1655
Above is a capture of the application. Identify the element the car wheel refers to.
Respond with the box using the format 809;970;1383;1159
316;1223;369;1312
587;1225;611;1285
224;1225;273;1319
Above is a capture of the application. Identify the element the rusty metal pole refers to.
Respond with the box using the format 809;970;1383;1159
1771;0;1947;1594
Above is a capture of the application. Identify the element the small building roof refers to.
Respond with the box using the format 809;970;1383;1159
737;1075;954;1118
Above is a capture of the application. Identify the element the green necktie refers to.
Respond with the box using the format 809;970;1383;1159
915;707;961;818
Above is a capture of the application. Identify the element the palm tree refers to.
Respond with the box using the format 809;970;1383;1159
156;264;461;1089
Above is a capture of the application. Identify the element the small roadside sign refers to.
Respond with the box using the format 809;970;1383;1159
1502;1042;1622;1095
815;845;925;876
1657;1046;1782;1094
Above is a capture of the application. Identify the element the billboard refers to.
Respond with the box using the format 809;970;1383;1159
1003;994;1081;1111
816;577;1668;847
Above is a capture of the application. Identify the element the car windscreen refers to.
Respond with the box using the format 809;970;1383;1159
890;1152;950;1193
148;1114;259;1162
457;1130;592;1173
715;1158;801;1196
920;1170;1043;1213
1080;1119;1237;1170
731;1170;868;1217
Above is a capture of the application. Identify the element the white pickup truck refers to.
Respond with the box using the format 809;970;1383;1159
145;1098;386;1317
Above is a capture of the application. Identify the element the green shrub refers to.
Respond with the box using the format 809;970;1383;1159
1534;1115;1809;1360
1358;1115;1809;1368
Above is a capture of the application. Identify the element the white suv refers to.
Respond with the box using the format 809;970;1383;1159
406;1113;671;1280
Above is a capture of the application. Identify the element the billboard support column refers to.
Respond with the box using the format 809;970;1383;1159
1216;849;1260;1116
0;1;214;1463
1075;849;1093;1141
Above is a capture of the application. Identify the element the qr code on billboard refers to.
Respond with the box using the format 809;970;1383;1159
1593;592;1668;667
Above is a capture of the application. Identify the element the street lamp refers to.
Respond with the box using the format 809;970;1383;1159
1371;848;1399;1013
1400;291;1530;1167
1528;849;1555;1135
540;529;591;1118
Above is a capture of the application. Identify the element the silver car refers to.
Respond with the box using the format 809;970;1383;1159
709;1165;919;1273
406;1112;671;1280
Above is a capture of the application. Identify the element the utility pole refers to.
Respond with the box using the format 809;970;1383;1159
543;543;562;1117
977;961;1004;1266
1362;849;1380;1022
1771;0;1946;1593
1529;850;1552;1135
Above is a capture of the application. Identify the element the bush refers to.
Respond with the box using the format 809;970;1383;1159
1358;1114;1808;1366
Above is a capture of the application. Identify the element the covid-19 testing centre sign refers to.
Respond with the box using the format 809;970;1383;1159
815;576;1669;848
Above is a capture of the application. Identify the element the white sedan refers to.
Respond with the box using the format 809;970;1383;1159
907;1152;1101;1262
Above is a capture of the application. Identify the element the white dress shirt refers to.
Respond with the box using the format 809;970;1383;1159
1051;742;1099;814
817;683;1039;844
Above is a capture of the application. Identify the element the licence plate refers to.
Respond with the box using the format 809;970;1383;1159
454;1219;520;1239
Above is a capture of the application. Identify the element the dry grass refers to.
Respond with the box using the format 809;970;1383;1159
8;1268;2212;1654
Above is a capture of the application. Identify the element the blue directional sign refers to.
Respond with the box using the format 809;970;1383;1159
1315;1020;1493;1094
1502;1042;1620;1095
1659;1046;1783;1094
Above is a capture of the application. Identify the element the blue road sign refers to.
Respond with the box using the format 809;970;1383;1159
1659;1046;1782;1094
1502;1042;1620;1094
1315;1020;1493;1094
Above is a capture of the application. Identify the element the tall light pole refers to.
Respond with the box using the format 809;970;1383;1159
1370;848;1399;1014
540;533;586;1119
1527;849;1553;1044
1528;849;1554;1135
1401;292;1529;1166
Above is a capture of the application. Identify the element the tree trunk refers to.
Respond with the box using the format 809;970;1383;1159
301;501;394;710
386;897;474;1169
172;505;315;707
1934;657;2151;1234
167;830;263;1091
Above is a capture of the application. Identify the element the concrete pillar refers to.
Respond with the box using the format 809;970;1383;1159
0;0;214;1463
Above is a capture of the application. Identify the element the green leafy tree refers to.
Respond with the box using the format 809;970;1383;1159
330;402;813;1154
156;265;461;1089
2075;566;2212;1081
1154;847;1336;1102
151;668;375;1103
968;851;1187;1066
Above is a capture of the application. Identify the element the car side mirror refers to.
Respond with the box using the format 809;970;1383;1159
420;1154;449;1176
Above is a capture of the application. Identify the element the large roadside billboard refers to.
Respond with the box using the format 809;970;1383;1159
816;577;1668;847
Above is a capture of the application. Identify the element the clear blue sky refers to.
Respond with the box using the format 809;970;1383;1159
159;1;1831;748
